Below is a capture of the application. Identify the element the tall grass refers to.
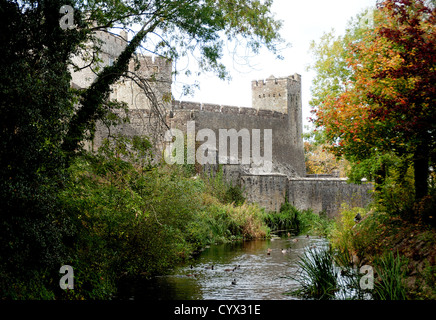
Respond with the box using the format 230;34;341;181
373;251;408;300
289;247;339;299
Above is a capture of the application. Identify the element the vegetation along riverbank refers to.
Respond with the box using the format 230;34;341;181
286;203;436;300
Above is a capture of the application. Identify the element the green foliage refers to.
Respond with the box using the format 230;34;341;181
61;137;203;272
203;167;246;206
374;166;415;219
327;204;436;299
57;136;264;298
415;261;436;299
0;0;84;280
334;210;389;261
311;0;436;202
263;202;300;234
196;203;268;244
297;209;334;237
0;269;57;300
373;251;408;300
330;204;367;251
288;247;339;300
0;0;283;300
289;241;410;300
307;8;374;112
262;202;334;237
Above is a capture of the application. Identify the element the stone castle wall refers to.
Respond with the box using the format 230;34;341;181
287;178;373;218
71;30;172;111
73;31;372;216
240;175;373;217
168;100;305;177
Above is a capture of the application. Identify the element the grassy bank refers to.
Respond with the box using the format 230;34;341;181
288;202;436;300
0;137;268;300
330;205;436;299
4;134;433;300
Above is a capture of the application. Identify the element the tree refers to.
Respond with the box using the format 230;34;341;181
0;0;86;277
303;126;350;177
306;11;374;180
0;0;284;295
312;0;436;202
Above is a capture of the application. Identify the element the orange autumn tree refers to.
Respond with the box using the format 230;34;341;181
313;0;436;202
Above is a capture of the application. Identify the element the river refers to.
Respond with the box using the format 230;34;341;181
116;234;328;300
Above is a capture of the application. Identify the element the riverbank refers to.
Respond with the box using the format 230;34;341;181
0;142;271;300
322;205;436;300
339;210;435;299
3;138;433;300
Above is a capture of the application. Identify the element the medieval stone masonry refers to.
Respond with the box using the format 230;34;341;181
71;31;372;216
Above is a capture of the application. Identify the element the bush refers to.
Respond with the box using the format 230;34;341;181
53;136;269;298
202;167;246;206
2;132;270;299
263;202;300;234
297;208;334;237
330;204;366;252
55;137;206;298
188;203;267;245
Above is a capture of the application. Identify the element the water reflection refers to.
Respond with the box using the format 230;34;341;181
117;235;327;300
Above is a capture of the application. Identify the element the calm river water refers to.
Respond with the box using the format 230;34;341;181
116;235;328;300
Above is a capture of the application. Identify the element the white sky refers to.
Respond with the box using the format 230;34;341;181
171;0;377;129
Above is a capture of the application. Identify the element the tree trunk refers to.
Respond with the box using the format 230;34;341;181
374;161;386;192
413;141;429;201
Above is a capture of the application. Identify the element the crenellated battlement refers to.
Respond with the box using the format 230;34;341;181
171;100;287;119
250;74;301;114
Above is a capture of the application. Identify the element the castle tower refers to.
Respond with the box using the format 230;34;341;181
70;30;172;111
286;74;303;150
251;73;301;114
251;75;288;114
251;73;305;176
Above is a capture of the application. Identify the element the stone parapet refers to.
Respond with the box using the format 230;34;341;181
171;100;287;118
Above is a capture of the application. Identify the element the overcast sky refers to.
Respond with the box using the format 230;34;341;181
171;0;377;129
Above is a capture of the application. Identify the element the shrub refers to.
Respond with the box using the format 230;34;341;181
297;208;334;237
227;203;268;239
263;202;300;234
54;135;267;298
56;136;207;298
202;167;246;206
329;204;366;252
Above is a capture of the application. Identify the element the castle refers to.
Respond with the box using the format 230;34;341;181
71;31;372;216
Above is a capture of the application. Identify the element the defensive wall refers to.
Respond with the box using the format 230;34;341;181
72;31;373;216
166;100;373;216
168;100;305;177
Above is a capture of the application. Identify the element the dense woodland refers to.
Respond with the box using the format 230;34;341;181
0;0;435;300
